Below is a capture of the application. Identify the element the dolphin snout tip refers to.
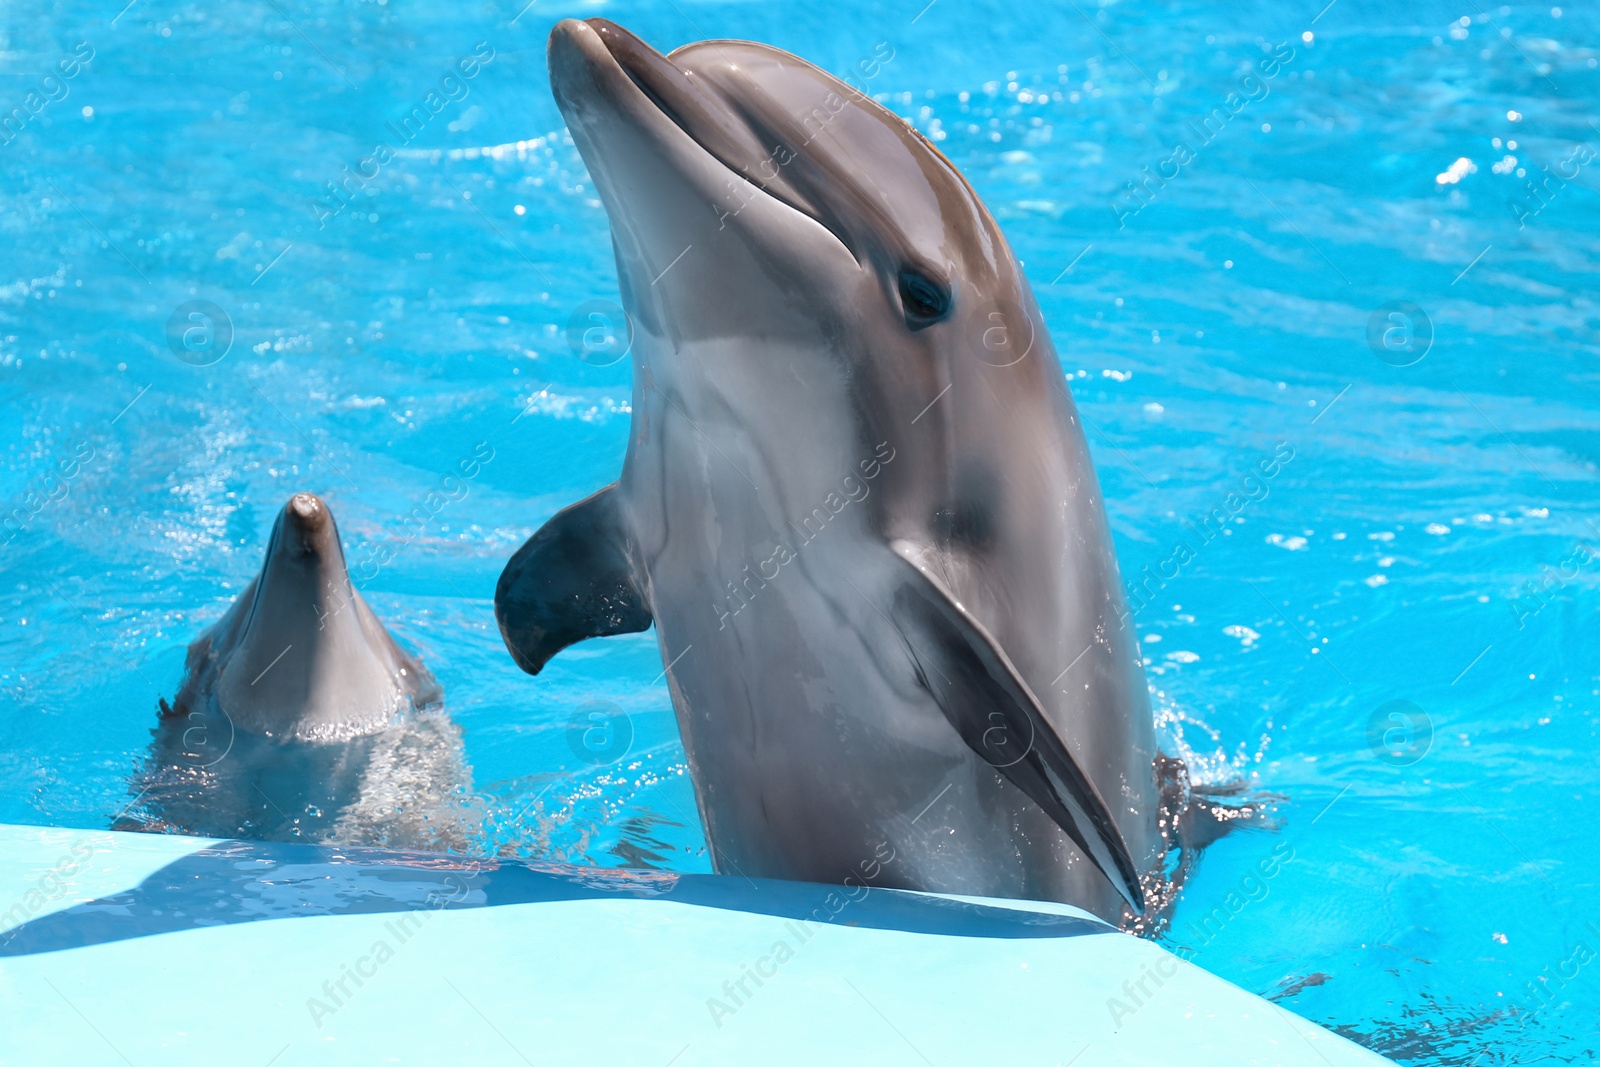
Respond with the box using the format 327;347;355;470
547;18;596;72
547;17;581;49
279;493;336;557
547;18;618;107
287;492;326;526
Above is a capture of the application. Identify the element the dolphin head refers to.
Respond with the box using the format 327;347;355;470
547;18;1084;628
186;493;438;741
547;19;1042;393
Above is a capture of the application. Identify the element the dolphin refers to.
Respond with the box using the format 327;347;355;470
497;19;1180;921
131;493;476;850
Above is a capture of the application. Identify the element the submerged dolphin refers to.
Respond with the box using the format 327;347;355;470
498;20;1181;921
131;493;475;850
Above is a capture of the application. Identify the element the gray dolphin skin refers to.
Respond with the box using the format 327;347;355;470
497;19;1176;921
132;493;474;849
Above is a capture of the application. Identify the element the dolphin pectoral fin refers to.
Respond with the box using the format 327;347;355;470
494;485;652;675
888;545;1146;914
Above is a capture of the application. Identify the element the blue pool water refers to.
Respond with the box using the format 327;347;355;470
2;0;1597;1061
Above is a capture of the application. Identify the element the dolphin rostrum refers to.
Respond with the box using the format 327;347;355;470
132;492;475;849
497;19;1181;921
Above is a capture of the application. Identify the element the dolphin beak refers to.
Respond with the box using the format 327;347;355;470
547;19;855;275
548;19;748;176
234;492;354;657
547;19;630;122
547;18;727;187
278;492;336;560
546;19;737;314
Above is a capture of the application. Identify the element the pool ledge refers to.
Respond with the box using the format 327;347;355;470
0;823;1393;1065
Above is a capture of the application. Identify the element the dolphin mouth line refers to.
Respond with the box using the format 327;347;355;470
590;24;701;148
568;19;857;260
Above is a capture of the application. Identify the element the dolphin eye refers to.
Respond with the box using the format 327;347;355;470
898;269;951;329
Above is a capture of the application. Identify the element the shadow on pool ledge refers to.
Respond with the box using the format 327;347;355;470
0;838;1114;957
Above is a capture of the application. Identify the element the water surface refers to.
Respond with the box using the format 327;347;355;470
2;1;1597;1062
